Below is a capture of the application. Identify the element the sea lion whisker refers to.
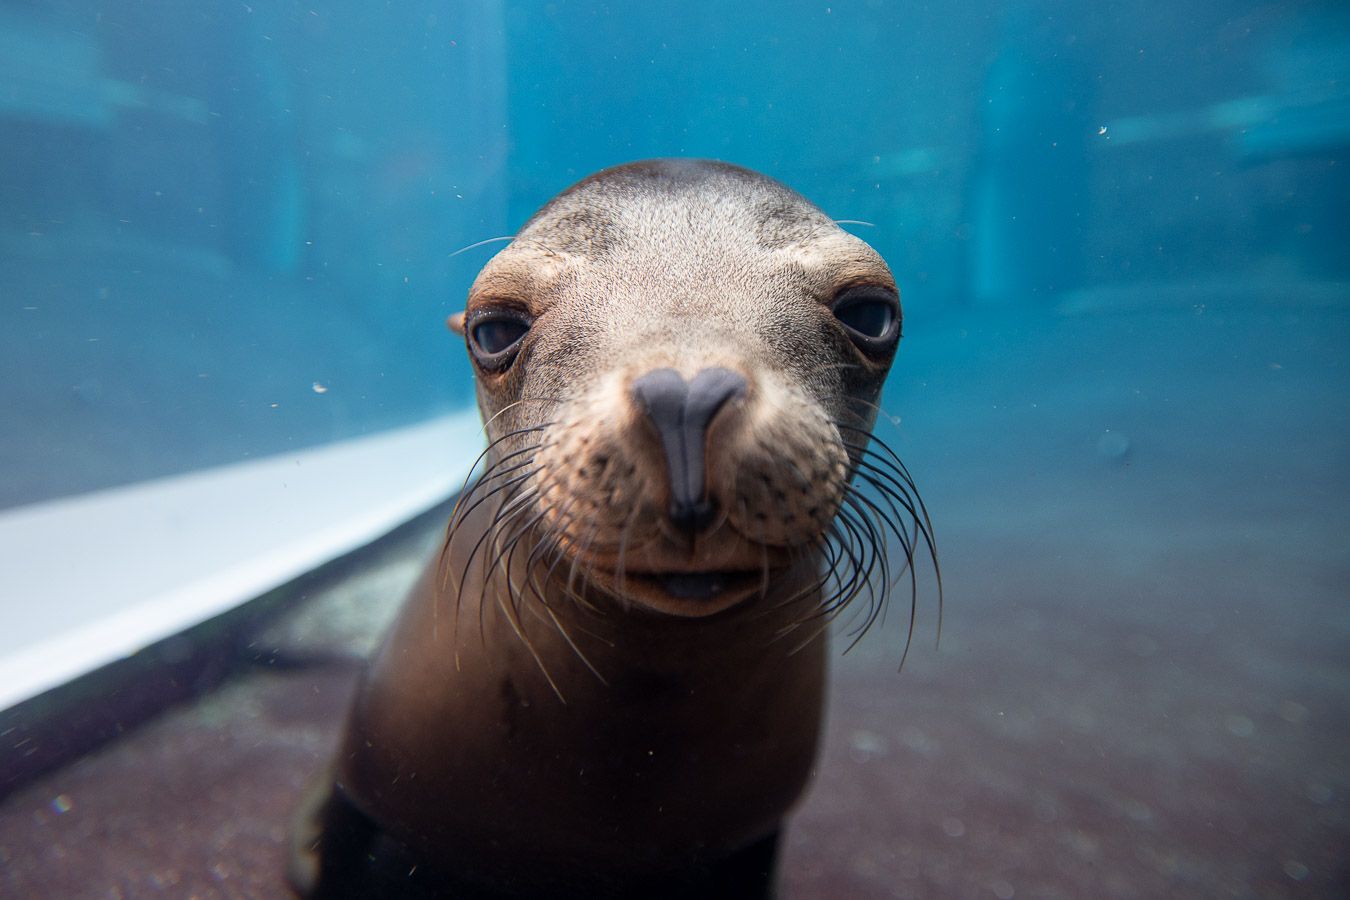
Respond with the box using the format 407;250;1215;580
524;511;598;617
517;524;611;681
475;435;555;476
441;435;553;565
499;507;549;608
831;500;884;630
445;472;543;596
844;476;934;606
822;393;890;417
513;236;564;259
448;234;516;257
895;519;922;670
836;492;894;653
524;510;568;599
560;514;610;613
481;400;565;436
809;528;847;594
756;523;837;623
828;509;868;590
840;454;923;529
838;474;913;572
774;523;846;625
783;618;833;657
456;485;546;623
525;495;590;607
819;510;874;620
503;518;580;668
779;453;882;604
538;543;591;613
440;464;544;630
565;525;592;597
553;555;607;620
441;466;545;593
761;556;838;632
537;536;605;620
472;494;540;646
754;502;773;605
480;508;569;703
847;470;920;581
837;440;924;506
453;424;553;503
544;602;609;684
488;481;559;568
837;427;930;513
465;433;555;491
780;516;866;650
611;503;645;611
466;455;541;498
788;522;860;631
842;475;925;656
836;449;943;640
439;434;550;583
835;438;939;573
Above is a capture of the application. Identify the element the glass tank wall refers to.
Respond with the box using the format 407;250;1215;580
1;1;1346;897
1;1;508;508
3;0;1345;509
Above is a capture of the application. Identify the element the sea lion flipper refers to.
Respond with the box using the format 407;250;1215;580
287;770;378;898
698;828;782;900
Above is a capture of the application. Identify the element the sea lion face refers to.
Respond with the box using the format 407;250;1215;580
451;160;902;617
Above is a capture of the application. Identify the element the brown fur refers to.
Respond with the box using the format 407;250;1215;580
291;160;922;899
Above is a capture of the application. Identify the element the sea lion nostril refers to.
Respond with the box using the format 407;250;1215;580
631;369;689;434
685;367;747;423
670;497;718;534
632;367;746;533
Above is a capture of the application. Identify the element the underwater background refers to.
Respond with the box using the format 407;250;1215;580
1;0;1347;897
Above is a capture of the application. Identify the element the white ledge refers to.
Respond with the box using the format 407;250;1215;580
0;411;484;711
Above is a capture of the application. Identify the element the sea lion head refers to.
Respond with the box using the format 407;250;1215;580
447;159;929;622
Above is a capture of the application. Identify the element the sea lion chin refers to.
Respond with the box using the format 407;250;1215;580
289;159;938;899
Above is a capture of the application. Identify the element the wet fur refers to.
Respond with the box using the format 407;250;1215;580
291;160;940;899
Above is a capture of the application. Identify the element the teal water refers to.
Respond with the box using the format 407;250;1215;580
3;0;1345;507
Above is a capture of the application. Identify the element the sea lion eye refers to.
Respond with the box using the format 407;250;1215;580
468;313;531;371
832;286;901;352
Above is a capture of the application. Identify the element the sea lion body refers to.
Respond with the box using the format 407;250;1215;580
331;501;826;896
291;159;929;898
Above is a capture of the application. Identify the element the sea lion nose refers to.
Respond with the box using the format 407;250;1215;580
631;367;747;535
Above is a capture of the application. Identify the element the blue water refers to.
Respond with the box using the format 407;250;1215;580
0;1;1347;895
2;0;1344;508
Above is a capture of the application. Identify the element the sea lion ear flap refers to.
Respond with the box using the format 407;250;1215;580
447;312;466;335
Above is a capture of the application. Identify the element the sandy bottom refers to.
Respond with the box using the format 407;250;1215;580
1;301;1346;898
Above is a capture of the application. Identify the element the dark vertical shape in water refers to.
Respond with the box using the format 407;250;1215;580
963;5;1093;305
211;5;305;276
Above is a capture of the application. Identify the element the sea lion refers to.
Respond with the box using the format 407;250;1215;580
289;159;937;899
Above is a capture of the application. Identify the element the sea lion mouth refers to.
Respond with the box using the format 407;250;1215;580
645;570;762;601
578;566;776;615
